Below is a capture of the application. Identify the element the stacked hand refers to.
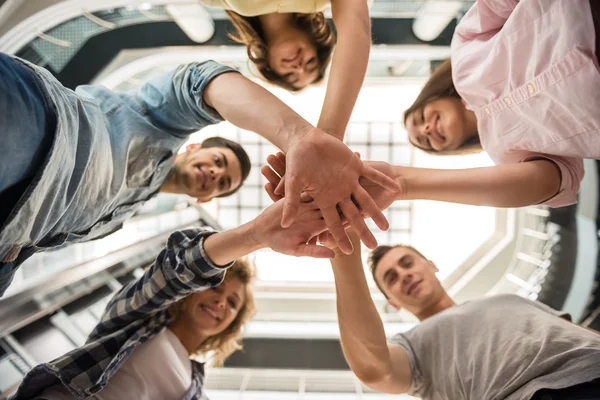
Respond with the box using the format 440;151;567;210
250;197;333;259
282;129;400;254
262;151;402;254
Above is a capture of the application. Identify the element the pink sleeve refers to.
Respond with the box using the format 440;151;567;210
521;154;584;208
453;0;519;43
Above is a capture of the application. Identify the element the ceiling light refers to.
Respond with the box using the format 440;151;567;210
166;4;215;43
412;1;463;42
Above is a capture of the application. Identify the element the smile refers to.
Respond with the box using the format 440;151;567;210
195;166;206;190
201;304;220;321
432;115;446;143
407;280;422;297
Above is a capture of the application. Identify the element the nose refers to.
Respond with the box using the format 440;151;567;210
208;166;224;181
214;294;226;309
402;273;413;292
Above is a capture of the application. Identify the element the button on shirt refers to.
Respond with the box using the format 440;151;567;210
0;59;236;263
451;0;599;207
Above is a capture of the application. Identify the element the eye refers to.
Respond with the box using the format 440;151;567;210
307;57;316;66
387;272;397;285
228;298;238;309
219;177;225;190
214;156;221;167
421;108;425;124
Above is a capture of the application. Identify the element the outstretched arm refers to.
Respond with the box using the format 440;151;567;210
317;0;371;140
330;232;412;393
205;72;400;254
89;199;332;340
357;159;564;209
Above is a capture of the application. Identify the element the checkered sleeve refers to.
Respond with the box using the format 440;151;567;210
87;227;232;341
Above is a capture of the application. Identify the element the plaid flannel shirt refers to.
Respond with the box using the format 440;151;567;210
11;227;231;400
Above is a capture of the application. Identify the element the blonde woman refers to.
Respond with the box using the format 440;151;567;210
201;0;370;140
12;198;332;399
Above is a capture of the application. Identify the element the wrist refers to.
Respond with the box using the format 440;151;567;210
243;219;269;253
285;121;319;151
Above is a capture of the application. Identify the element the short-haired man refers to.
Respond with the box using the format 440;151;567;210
329;233;600;399
0;53;397;296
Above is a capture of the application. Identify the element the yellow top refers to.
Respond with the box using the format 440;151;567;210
198;0;330;16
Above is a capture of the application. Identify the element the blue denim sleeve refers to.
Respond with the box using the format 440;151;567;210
136;61;238;138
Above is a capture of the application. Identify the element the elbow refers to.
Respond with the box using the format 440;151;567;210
352;365;393;386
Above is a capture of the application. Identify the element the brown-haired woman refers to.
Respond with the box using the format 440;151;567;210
14;198;333;399
200;0;371;140
389;1;598;210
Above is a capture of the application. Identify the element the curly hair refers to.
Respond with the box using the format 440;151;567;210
404;59;482;155
226;11;336;91
170;258;257;366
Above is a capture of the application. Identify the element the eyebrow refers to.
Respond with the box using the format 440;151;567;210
398;255;409;266
382;268;394;285
219;152;232;190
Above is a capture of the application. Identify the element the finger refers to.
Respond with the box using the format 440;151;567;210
264;183;281;202
267;153;286;177
353;186;389;231
339;198;377;250
300;192;314;203
307;236;318;246
361;164;401;191
274;175;286;196
354;152;361;159
261;165;282;187
321;206;353;255
281;175;301;228
293;244;335;259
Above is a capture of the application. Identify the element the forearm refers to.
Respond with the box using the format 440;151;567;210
203;221;263;266
203;72;313;151
318;0;371;139
398;159;561;207
331;241;394;382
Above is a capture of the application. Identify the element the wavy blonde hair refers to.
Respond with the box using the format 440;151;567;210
226;11;336;91
170;258;256;366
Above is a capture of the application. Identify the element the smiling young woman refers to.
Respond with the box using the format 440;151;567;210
200;0;371;141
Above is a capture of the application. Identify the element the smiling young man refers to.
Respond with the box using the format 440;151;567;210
0;52;399;297
329;233;600;400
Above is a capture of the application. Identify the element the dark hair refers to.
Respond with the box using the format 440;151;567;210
201;137;251;197
367;244;427;299
225;11;336;91
403;59;482;155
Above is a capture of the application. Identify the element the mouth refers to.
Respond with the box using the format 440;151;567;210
406;280;423;297
194;166;206;191
200;304;221;321
432;115;446;143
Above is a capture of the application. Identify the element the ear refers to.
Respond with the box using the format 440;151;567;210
186;143;202;152
428;260;439;273
387;299;403;312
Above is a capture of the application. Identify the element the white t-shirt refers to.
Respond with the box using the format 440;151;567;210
38;328;192;400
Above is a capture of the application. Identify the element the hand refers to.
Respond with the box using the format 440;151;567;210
250;199;334;259
272;132;401;254
359;161;404;214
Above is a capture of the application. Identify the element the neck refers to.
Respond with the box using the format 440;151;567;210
159;167;182;194
167;321;208;355
414;292;455;321
258;12;294;44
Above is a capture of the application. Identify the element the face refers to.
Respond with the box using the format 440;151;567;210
179;275;246;338
374;247;445;314
173;145;243;202
405;97;474;152
267;26;320;89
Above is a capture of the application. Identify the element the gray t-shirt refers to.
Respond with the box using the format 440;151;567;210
390;294;600;400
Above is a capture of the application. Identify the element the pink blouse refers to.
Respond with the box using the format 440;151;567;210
451;0;600;207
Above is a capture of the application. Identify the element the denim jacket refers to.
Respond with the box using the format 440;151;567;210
0;58;235;266
10;228;231;399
